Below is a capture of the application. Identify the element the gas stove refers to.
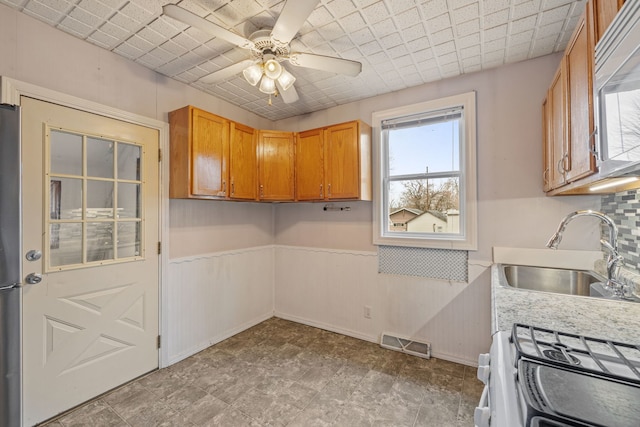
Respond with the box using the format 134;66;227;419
476;324;640;427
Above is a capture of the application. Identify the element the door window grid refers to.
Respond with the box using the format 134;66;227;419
46;127;144;271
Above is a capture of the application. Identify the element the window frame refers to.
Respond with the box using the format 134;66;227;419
372;91;478;250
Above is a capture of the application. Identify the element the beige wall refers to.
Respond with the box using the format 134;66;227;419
273;54;602;258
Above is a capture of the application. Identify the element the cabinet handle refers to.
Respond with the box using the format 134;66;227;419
328;183;331;197
231;181;235;196
320;184;323;198
260;184;264;198
223;180;227;196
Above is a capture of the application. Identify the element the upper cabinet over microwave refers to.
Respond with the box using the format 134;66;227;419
595;1;640;178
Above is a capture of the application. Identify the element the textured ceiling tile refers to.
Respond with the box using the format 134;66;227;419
483;8;510;29
114;41;145;60
136;51;165;69
452;2;479;24
427;12;451;33
485;37;506;52
100;20;130;40
412;47;435;62
462;54;481;66
483;0;511;14
457;32;480;48
380;32;403;49
59;17;94;37
119;1;154;25
422;0;449;19
407;37;430;52
509;29;535;45
126;33;154;51
402;23;427;42
361;1;390;24
349;26;375;45
460;44;481;58
298;29;326;47
22;1;65;23
434;40;456;56
325;0;357;18
76;0;112;21
430;27;454;45
159;39;186;57
386;43;409;59
485;24;508;41
511;1;542;20
147;16;182;39
340;11;366;31
438;50;458;65
543;0;574;8
68;5;103;29
87;29;119;48
110;10;142;32
173;32;202;51
316;21;344;41
395;6;423;28
510;14;538;34
454;18;479;37
370;17;397;37
359;39;383;55
539;4;571;26
538;21;565;38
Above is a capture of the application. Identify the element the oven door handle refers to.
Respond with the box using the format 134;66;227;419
474;385;491;427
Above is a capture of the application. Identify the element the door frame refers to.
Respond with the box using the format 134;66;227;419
0;76;171;368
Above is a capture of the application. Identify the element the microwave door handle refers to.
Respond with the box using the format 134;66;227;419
589;127;599;161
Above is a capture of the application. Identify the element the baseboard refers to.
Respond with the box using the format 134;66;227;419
274;311;379;344
165;311;274;366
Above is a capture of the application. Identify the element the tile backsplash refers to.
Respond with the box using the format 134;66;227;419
601;189;640;272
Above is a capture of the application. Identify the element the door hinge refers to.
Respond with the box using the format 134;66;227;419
157;335;161;349
158;148;162;162
158;241;161;255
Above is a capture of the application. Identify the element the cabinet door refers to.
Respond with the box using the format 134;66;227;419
549;66;567;190
258;131;295;201
542;98;552;192
191;108;229;197
324;121;360;199
229;122;257;200
296;128;324;201
591;0;625;43
565;13;596;183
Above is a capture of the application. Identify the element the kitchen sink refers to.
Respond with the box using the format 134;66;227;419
499;264;605;297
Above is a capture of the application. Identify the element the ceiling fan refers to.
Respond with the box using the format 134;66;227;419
163;0;363;104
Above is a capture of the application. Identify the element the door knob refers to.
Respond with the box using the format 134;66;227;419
25;273;43;285
26;250;42;261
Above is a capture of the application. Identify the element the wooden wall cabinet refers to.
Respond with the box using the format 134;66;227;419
258;130;295;201
229;122;258;200
542;0;623;194
295;120;371;201
169;106;229;199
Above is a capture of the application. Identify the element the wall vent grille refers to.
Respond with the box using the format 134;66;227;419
380;333;431;359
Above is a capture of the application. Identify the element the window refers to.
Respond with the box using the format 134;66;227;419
372;92;477;249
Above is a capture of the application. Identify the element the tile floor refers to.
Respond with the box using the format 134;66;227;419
43;318;483;426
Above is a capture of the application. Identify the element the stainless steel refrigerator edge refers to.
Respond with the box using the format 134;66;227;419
0;104;22;427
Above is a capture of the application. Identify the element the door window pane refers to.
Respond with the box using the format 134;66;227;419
56;178;83;220
87;180;114;218
50;223;82;267
118;222;141;258
51;130;82;176
118;143;141;181
86;222;114;262
118;183;140;219
87;137;114;178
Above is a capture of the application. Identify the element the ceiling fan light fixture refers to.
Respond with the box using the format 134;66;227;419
243;64;263;86
263;59;282;80
277;68;296;91
259;76;276;94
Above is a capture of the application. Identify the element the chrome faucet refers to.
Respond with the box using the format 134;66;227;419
546;210;626;296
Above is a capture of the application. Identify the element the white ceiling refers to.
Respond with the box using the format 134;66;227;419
1;0;586;121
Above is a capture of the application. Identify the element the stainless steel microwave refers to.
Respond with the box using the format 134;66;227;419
595;1;640;177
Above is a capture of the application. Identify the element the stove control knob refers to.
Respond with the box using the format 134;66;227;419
474;407;491;427
477;365;490;384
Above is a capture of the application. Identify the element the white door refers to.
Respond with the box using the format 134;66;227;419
21;97;160;426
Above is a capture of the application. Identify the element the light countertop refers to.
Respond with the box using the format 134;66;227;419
491;265;640;344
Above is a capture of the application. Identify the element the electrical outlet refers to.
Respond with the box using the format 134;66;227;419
364;305;372;319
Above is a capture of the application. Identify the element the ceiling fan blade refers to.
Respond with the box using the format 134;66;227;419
270;0;320;45
288;53;362;77
276;81;299;104
163;4;254;50
200;59;255;84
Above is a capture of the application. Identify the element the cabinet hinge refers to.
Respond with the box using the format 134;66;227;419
157;335;161;349
158;148;162;162
158;241;161;255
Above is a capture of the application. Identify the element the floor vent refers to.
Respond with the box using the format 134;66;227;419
380;333;431;359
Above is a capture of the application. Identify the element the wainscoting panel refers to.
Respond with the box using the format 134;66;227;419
274;246;491;366
166;246;275;365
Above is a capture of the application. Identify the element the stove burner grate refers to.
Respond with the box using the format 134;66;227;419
542;348;581;365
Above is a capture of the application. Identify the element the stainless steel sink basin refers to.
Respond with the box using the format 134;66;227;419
500;264;605;297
